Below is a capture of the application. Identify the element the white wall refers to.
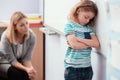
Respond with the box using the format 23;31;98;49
91;1;108;79
39;0;43;16
95;0;109;57
44;0;80;32
0;0;40;20
91;52;106;80
45;35;66;80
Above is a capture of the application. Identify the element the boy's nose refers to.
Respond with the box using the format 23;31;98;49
87;19;90;23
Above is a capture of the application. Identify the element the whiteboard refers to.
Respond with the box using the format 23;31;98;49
44;0;80;33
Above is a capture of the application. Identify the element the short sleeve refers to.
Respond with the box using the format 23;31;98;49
90;32;95;36
64;23;74;36
88;26;96;36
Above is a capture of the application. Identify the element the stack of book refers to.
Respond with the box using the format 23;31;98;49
27;14;43;27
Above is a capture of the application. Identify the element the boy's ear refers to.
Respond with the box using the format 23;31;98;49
77;8;81;14
77;9;80;14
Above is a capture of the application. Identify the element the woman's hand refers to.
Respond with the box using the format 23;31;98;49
23;61;37;80
26;67;37;80
12;61;37;80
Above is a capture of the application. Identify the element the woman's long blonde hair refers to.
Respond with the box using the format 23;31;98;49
6;11;29;44
68;0;98;27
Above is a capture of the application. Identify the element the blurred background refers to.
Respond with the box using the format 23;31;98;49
0;0;120;80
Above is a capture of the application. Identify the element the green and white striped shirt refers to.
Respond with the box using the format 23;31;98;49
64;22;95;68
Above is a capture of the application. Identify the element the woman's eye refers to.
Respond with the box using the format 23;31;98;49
26;22;28;24
20;24;24;27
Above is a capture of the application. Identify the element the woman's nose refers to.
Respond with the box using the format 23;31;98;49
24;25;28;29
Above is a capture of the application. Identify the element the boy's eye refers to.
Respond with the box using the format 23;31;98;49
84;16;89;19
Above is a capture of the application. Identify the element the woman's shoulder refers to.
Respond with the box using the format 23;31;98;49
29;29;36;36
1;30;8;41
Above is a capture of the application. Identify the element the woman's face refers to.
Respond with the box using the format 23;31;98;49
77;10;95;26
15;18;29;35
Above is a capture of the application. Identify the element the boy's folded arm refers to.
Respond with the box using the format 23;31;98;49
76;36;100;49
67;34;89;50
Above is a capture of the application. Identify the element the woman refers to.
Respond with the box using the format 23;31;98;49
0;11;37;80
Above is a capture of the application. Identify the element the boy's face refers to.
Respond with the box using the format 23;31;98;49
77;10;95;26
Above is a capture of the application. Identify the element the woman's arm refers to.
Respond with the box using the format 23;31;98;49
67;34;89;50
23;61;37;80
12;61;29;71
12;61;35;74
23;61;36;74
22;30;36;62
22;30;37;80
23;61;33;68
76;35;100;48
13;61;36;80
